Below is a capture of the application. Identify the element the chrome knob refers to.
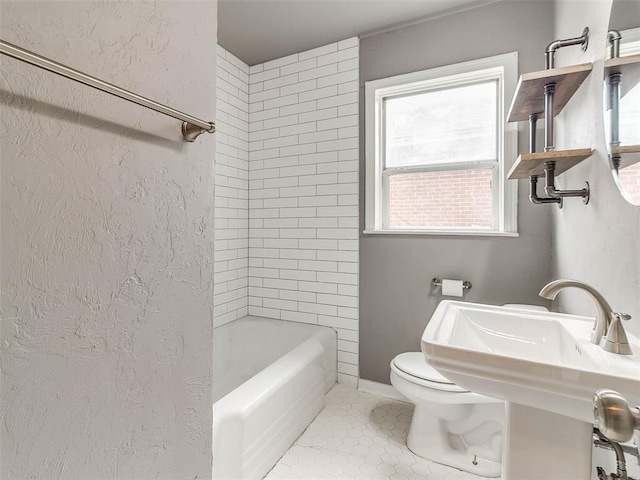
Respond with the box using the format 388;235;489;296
594;389;640;443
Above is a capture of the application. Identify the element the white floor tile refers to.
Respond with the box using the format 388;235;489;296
265;384;485;480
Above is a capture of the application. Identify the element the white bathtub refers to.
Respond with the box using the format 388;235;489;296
213;316;337;480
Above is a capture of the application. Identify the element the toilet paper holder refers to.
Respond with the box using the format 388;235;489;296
432;278;473;290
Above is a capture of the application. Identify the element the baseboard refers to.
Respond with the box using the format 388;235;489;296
358;379;408;402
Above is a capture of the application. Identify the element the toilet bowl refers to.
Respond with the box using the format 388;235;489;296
390;352;505;477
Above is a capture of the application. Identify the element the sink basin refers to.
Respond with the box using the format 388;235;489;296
421;301;640;422
421;301;640;480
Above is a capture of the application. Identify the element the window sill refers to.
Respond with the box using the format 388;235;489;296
362;229;520;238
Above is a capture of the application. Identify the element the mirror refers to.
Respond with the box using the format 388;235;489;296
604;0;640;205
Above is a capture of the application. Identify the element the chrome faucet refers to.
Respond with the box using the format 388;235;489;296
539;279;632;355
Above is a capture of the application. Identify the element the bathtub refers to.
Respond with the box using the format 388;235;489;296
213;316;337;480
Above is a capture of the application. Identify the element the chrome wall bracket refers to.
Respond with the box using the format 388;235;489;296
182;121;216;142
529;175;563;206
544;161;590;204
545;27;589;69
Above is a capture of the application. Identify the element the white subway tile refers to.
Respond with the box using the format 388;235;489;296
319;315;358;331
317;272;358;285
299;196;338;207
251;67;280;83
317;160;358;174
316;137;359;152
264;278;298;290
298;151;339;165
281;310;318;325
263;135;298;149
316;46;359;67
338;58;359;72
317;206;358;217
280;290;316;303
317;70;359;88
338;328;358;343
299;85;338;102
338;37;359;50
264;73;299;90
280;57;317;75
317;92;358;109
280;269;317;281
299;239;338;250
299;63;338;82
299;302;338;316
280;122;317;136
299;42;338;61
264;114;299;129
280;249;317;260
263;52;299;70
280;100;317;116
338;126;359;138
338;339;358;354
248;306;281;319
338;306;358;319
299;260;338;273
299;107;338;123
338;351;358;365
338;82;359;95
298;130;338;145
264;93;299;110
299;173;338;186
281;79;318;96
317;293;358;308
299;281;338;294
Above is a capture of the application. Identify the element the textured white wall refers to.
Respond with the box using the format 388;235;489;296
215;47;249;328
247;38;360;385
551;0;640;338
0;1;216;478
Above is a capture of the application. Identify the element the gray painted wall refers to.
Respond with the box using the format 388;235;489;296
359;0;555;384
551;0;640;339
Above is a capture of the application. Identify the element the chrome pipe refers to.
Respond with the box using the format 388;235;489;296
608;73;621;150
545;27;589;69
0;39;215;142
594;428;628;480
544;83;555;152
544;161;590;203
608;30;622;59
529;175;562;205
529;114;538;153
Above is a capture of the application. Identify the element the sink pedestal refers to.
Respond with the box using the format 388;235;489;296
503;403;593;480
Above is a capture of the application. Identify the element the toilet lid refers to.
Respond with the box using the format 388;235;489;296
393;352;456;385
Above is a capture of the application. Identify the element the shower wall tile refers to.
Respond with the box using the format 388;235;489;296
215;47;250;328
248;38;360;386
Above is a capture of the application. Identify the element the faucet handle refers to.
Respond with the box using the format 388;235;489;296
602;314;633;355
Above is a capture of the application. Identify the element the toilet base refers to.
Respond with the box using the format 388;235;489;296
407;405;503;478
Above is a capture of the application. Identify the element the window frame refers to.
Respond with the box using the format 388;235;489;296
364;52;519;236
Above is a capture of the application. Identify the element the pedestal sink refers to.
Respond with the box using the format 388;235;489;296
421;301;640;480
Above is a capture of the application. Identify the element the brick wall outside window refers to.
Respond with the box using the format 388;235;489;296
619;163;640;204
389;169;493;229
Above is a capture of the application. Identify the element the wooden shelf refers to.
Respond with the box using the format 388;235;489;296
605;53;640;75
507;148;593;180
613;144;640;170
507;63;593;122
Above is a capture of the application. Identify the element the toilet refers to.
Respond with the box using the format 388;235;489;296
390;352;505;477
391;304;548;477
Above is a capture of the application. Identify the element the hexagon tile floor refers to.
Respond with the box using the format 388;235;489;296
265;384;484;480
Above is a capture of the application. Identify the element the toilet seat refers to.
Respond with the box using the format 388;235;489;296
392;352;469;393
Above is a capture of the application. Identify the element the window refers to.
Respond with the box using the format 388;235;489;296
365;53;518;235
